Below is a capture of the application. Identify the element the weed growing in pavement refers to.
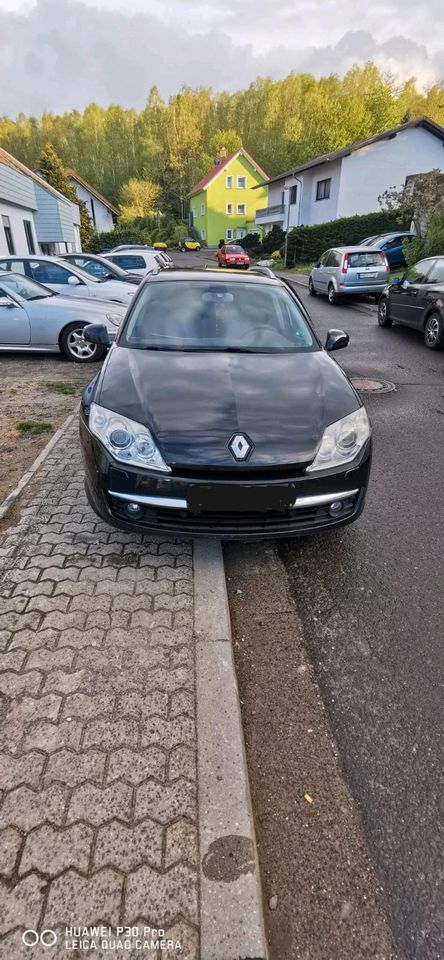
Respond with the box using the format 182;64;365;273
16;420;53;436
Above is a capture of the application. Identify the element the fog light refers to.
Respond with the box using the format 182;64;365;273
328;500;344;517
126;502;142;517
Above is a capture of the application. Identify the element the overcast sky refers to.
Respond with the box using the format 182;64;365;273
1;0;443;117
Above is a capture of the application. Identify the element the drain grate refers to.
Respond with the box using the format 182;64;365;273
351;377;396;395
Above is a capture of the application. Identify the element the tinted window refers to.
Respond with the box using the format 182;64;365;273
404;260;431;284
111;255;146;270
325;250;339;267
424;259;444;284
348;252;386;267
75;258;108;278
121;280;316;353
29;261;76;284
382;237;402;250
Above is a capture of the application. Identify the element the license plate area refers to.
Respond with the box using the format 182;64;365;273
188;483;295;514
358;272;377;279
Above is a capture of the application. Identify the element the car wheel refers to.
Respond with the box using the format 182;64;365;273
60;323;106;363
308;277;317;296
328;283;339;305
424;311;444;350
378;298;392;327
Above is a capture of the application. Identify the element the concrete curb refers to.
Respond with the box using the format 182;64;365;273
194;539;268;960
0;411;78;520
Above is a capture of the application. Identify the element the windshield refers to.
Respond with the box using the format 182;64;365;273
0;272;53;300
120;279;316;353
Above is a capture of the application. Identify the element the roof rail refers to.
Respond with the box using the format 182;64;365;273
248;265;276;278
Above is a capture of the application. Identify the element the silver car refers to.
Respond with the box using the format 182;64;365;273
0;255;136;306
0;272;125;362
309;246;390;304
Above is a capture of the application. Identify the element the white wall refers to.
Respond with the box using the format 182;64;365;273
298;160;342;226
337;126;444;218
0;200;38;256
71;181;115;233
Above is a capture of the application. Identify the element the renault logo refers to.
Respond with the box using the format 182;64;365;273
229;434;252;461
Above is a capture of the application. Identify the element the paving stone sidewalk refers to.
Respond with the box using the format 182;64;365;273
0;424;199;959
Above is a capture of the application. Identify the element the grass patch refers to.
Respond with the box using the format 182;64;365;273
16;420;53;437
43;380;77;395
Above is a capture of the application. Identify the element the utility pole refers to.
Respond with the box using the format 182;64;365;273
283;176;302;268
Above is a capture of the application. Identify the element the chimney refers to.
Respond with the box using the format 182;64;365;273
219;147;227;160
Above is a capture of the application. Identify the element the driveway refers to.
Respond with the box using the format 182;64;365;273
225;282;444;960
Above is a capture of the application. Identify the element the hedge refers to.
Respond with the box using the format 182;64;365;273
285;211;409;264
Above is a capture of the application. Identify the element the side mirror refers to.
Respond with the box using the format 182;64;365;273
325;329;349;351
313;260;321;268
68;275;81;285
0;295;15;308
83;323;110;347
390;277;401;288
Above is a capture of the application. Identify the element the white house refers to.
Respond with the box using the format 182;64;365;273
67;170;119;233
0;147;81;256
255;116;444;233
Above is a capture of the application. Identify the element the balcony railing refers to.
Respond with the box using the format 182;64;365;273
256;203;285;220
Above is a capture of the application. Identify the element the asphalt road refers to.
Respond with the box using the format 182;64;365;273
171;253;443;957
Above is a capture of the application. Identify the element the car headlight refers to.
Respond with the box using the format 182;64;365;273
89;403;171;472
105;313;122;327
307;407;370;473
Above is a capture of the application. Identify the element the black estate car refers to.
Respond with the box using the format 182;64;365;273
378;256;444;349
79;270;372;539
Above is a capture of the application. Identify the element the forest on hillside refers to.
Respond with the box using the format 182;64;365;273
1;64;443;217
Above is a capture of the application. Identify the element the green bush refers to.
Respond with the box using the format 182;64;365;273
286;211;409;264
261;225;285;256
403;212;444;267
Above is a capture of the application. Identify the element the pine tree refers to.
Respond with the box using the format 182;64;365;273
38;144;94;249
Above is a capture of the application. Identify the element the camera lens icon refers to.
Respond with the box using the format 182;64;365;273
22;929;57;947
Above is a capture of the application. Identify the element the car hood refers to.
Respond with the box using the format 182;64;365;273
96;347;360;468
30;295;125;316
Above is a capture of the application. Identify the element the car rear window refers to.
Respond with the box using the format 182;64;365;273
120;279;316;353
347;252;386;268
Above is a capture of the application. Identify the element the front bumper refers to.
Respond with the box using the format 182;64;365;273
80;417;371;540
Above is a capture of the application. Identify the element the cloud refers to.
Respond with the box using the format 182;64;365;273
0;0;442;117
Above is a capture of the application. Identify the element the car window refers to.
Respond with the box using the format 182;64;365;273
404;260;431;284
29;261;78;284
0;259;27;274
324;251;339;267
71;257;108;278
318;251;330;266
121;280;316;353
424;259;444;284
110;255;146;270
348;252;386;267
224;246;244;254
0;272;53;300
380;237;400;250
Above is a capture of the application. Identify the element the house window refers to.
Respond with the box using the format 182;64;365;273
200;202;205;215
236;203;246;215
316;178;331;201
201;229;206;241
226;228;233;239
2;216;15;255
236;228;246;239
237;176;246;189
289;185;297;205
226;176;233;188
226;203;233;215
23;220;35;255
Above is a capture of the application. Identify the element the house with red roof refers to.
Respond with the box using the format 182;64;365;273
187;148;268;247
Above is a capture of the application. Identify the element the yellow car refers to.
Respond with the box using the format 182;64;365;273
178;237;201;252
153;241;168;250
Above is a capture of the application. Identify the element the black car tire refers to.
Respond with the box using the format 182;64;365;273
308;277;317;296
378;298;392;327
328;283;339;305
60;323;106;363
424;311;444;350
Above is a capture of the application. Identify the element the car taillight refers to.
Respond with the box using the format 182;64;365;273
383;254;390;271
341;254;349;274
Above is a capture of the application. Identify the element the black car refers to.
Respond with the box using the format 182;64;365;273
62;253;141;285
378;256;444;349
79;270;372;539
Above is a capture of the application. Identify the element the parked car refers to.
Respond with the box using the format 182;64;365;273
309;246;390;303
109;244;173;268
365;232;417;269
80;269;371;539
217;244;250;270
106;250;164;277
0;272;124;362
0;256;136;305
378;255;444;349
61;253;141;284
178;237;201;252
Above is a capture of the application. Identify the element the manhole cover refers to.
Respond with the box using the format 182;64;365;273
351;377;396;394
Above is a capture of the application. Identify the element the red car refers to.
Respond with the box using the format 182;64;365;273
217;244;250;269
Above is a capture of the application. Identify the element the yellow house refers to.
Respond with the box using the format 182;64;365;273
187;148;268;247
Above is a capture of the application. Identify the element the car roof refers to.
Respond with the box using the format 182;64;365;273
331;245;388;253
147;268;282;286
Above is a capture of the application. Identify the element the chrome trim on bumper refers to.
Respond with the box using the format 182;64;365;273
294;489;359;508
109;491;187;510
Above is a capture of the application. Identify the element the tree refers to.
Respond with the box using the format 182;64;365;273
119;178;160;219
38;144;94;248
379;168;444;238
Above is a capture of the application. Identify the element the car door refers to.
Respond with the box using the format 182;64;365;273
389;259;431;325
28;260;91;298
0;286;31;344
313;251;330;292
